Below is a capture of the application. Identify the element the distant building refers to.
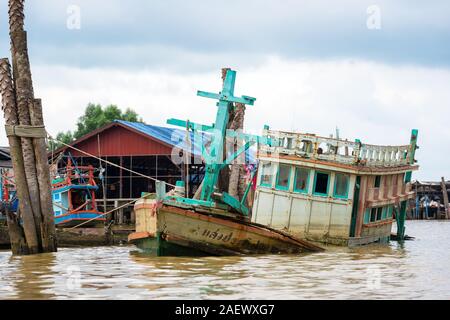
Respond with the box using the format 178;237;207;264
411;180;450;219
50;120;207;224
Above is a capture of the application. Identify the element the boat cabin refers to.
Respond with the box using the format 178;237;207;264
251;128;419;246
52;159;105;227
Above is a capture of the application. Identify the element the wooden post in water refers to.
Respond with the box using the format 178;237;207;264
0;0;57;254
9;0;43;253
441;177;449;219
0;58;36;254
30;98;56;251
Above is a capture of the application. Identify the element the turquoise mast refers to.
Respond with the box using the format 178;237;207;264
166;69;278;216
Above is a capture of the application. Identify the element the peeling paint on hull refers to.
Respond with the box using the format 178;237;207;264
129;202;323;256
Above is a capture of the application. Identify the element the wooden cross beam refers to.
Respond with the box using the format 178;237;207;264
165;69;268;215
197;70;256;107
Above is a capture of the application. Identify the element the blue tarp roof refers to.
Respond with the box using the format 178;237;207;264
115;120;204;157
115;120;255;164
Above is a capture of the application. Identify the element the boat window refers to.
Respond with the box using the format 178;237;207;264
333;173;349;198
314;172;329;196
286;138;293;149
260;162;274;187
276;164;291;190
72;190;86;210
370;208;377;222
364;209;371;224
381;207;389;220
53;193;60;201
386;206;392;219
282;137;293;149
294;167;309;193
374;175;381;188
300;140;313;153
376;207;383;220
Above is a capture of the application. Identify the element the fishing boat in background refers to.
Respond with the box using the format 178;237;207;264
52;158;105;227
0;169;18;217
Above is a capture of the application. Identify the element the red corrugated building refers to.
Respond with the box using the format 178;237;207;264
51;120;205;224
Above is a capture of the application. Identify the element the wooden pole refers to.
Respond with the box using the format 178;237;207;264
228;102;246;199
10;29;44;249
8;0;24;82
441;177;449;219
6;0;57;253
30;98;56;251
184;122;190;198
97;134;108;218
130;155;133;198
0;58;38;254
119;156;123;224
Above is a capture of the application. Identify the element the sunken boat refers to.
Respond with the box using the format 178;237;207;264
128;69;323;255
128;68;419;255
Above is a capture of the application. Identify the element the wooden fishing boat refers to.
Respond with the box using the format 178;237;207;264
129;192;322;256
52;159;105;228
129;68;419;254
0;169;18;217
128;69;323;256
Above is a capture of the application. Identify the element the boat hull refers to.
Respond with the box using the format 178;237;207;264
55;211;105;228
129;201;323;256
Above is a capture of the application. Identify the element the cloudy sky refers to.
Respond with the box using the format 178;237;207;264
0;0;449;180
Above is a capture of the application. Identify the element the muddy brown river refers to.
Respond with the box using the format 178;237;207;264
0;220;449;299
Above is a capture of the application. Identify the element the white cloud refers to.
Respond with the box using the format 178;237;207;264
1;0;447;70
1;57;448;180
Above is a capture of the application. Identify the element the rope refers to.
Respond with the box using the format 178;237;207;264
47;134;175;232
47;134;177;188
53;201;68;211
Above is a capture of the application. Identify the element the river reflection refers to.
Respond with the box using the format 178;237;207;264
0;221;449;299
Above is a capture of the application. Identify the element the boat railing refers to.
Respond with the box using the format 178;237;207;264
366;182;413;204
260;129;415;167
52;164;97;187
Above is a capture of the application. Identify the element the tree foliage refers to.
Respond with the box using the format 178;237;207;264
50;103;142;150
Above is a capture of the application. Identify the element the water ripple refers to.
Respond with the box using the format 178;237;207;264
0;221;449;299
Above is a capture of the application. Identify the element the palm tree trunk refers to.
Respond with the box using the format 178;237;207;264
0;58;39;254
8;0;23;81
10;29;44;249
30;98;57;251
5;208;28;254
4;0;57;253
228;103;246;199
